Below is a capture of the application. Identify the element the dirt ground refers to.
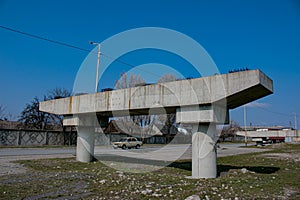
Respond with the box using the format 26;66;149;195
0;144;299;199
0;154;73;176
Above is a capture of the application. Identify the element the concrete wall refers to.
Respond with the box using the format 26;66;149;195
0;129;188;146
0;129;76;146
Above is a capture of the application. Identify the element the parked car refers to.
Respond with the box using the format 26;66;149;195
112;137;143;149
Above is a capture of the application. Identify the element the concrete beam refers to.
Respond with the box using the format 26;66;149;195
40;70;273;116
63;115;109;127
176;105;229;124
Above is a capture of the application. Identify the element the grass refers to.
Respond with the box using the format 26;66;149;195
0;143;299;199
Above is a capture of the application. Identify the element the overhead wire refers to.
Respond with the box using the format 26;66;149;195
254;106;293;118
0;25;91;52
0;25;164;78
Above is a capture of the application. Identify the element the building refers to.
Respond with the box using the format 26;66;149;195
236;126;299;143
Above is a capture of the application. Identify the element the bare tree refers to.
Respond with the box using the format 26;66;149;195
46;88;71;127
115;72;145;89
0;105;6;120
219;120;241;142
18;96;50;129
47;87;71;100
0;105;17;121
18;88;71;130
157;74;178;83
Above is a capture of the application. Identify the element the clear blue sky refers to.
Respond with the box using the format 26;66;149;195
0;0;299;127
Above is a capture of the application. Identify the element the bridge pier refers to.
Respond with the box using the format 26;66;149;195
191;123;217;178
76;126;95;162
64;114;105;162
177;106;224;178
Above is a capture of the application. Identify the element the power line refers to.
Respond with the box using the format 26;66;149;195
0;25;91;52
294;112;297;130
0;25;164;78
255;106;293;117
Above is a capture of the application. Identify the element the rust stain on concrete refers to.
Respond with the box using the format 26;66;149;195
69;96;73;113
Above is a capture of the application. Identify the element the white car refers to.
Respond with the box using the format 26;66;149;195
112;137;143;149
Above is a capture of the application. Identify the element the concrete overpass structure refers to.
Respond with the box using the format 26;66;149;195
40;69;273;178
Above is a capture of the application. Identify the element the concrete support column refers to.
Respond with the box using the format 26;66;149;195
64;114;99;162
176;106;219;178
191;123;217;178
76;126;95;162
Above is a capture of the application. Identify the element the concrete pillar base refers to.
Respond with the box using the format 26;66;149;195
191;123;217;178
76;126;95;162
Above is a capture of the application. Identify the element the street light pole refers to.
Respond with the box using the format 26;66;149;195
90;41;101;93
294;112;297;130
244;105;247;146
294;113;298;142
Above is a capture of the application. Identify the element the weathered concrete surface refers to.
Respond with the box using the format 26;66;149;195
40;70;273;117
76;126;95;162
176;105;229;124
191;124;217;178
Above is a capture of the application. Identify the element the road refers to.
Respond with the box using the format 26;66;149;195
0;147;75;157
0;143;268;176
94;143;268;161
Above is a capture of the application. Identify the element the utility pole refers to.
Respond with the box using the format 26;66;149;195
90;41;101;93
294;113;298;142
294;112;297;130
244;105;247;146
